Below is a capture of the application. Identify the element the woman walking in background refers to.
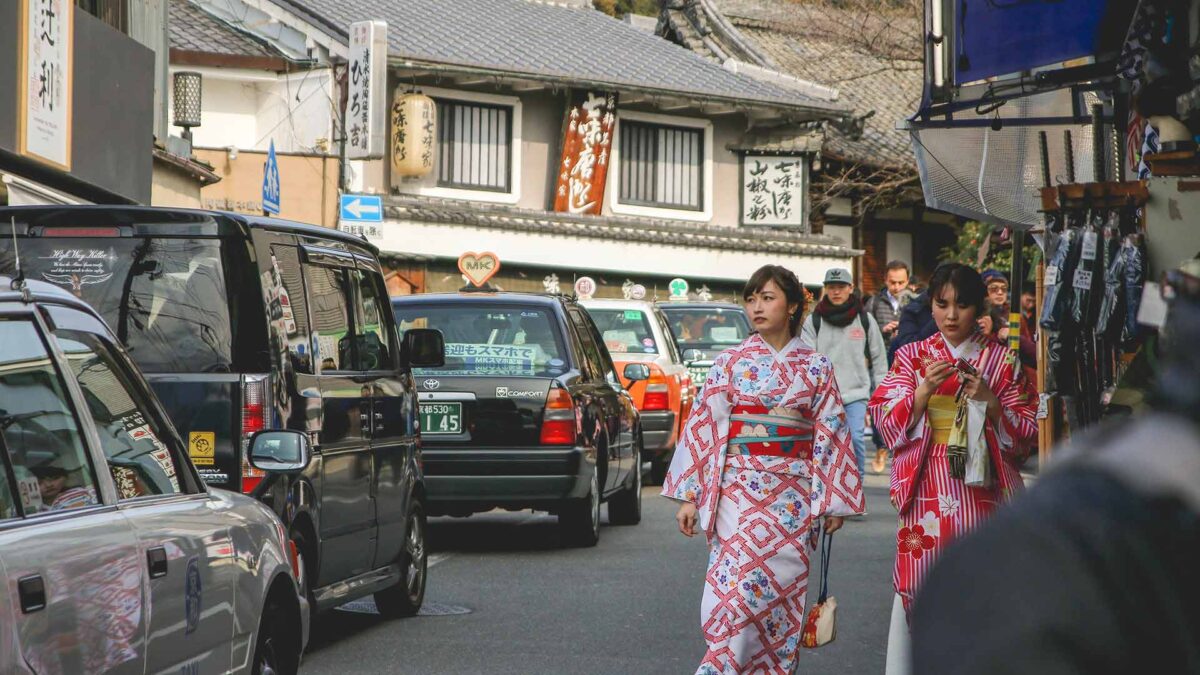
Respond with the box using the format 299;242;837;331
664;264;865;674
867;263;1037;674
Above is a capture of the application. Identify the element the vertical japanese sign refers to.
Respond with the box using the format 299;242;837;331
554;91;617;216
347;20;387;159
741;154;808;228
19;0;73;170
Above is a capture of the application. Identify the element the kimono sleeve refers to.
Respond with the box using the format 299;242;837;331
809;354;866;518
867;342;931;514
985;353;1038;464
661;351;733;506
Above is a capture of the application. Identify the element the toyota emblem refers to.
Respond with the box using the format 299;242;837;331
423;379;441;390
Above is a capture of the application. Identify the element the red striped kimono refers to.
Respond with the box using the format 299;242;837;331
868;331;1037;614
663;333;865;674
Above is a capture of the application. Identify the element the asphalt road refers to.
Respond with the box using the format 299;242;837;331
301;474;895;675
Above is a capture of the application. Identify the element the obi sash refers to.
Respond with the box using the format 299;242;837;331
728;405;813;459
927;395;958;445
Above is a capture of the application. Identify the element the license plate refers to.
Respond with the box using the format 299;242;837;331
689;366;710;384
419;403;462;435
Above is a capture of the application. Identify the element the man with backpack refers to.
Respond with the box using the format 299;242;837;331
801;268;888;479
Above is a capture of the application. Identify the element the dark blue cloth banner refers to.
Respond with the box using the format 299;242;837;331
956;0;1118;82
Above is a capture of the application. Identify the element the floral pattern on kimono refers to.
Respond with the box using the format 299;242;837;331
868;331;1037;614
663;333;865;674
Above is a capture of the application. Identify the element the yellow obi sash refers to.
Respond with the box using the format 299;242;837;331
927;395;958;445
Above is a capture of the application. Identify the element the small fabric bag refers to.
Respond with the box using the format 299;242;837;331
964;397;993;488
801;531;838;648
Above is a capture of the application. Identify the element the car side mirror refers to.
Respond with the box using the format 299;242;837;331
248;430;312;474
623;363;651;382
682;349;704;363
402;328;445;368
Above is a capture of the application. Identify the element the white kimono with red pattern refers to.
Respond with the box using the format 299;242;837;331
663;333;865;675
867;331;1037;616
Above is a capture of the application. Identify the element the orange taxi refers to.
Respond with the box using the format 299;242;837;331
580;299;693;484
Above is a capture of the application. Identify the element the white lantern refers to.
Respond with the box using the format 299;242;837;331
391;91;437;178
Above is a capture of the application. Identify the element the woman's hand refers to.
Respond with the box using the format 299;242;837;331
676;502;699;537
961;372;1001;419
824;516;845;534
917;360;955;400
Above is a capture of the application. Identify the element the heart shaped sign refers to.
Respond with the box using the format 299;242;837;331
458;251;501;288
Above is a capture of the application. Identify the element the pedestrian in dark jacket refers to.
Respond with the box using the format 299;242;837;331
887;290;937;364
864;260;915;348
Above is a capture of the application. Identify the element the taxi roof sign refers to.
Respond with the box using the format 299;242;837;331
458;252;500;288
668;278;689;302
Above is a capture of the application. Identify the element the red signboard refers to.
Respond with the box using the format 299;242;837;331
554;91;618;216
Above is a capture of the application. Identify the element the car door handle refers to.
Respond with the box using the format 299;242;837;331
17;575;45;614
147;546;168;579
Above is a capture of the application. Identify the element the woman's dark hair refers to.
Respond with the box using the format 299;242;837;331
928;263;987;316
743;265;806;336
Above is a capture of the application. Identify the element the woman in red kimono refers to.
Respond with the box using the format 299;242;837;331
664;265;865;675
867;263;1037;673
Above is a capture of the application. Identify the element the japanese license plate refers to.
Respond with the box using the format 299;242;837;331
420;402;462;435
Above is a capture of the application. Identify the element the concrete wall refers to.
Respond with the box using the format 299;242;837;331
194;147;339;227
150;162;203;208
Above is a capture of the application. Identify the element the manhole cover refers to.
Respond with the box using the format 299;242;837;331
336;598;472;617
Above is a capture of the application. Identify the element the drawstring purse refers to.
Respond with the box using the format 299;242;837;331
801;531;838;648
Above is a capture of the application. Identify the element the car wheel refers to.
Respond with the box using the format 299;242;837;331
559;469;600;547
252;599;297;675
375;500;428;618
289;530;313;610
608;433;642;526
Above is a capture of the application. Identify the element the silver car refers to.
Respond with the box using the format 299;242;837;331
0;277;309;674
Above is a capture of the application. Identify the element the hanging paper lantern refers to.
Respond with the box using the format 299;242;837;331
391;91;437;178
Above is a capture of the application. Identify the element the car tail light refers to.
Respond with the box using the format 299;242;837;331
41;226;121;237
240;375;269;493
540;387;577;446
643;372;671;411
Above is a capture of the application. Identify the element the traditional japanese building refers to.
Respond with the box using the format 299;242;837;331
254;0;863;299
658;0;960;292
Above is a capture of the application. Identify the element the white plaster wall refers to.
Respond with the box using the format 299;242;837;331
168;66;335;153
368;219;847;285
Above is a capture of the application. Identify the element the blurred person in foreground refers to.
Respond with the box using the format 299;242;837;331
867;263;1038;674
911;259;1200;674
664;265;864;674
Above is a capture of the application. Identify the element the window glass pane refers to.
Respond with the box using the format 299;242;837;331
352;270;393;371
618;121;703;210
396;304;567;377
568;310;606;381
54;329;185;499
305;264;354;371
660;307;752;352
269;246;312;374
434;99;512;192
0;237;234;373
0;320;100;515
587;309;659;355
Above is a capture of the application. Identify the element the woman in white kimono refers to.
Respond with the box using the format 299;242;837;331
664;265;866;675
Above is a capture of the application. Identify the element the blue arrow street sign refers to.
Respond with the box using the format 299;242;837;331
340;194;383;223
262;140;281;215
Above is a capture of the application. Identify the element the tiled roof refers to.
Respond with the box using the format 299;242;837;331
168;0;281;59
272;0;848;115
384;194;859;258
710;0;924;170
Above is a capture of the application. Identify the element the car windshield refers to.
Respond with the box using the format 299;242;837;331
660;307;751;353
394;303;568;377
0;237;234;373
587;308;658;355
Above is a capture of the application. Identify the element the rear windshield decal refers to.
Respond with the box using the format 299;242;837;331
39;248;115;291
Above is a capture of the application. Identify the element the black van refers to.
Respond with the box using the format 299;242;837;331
0;206;444;618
